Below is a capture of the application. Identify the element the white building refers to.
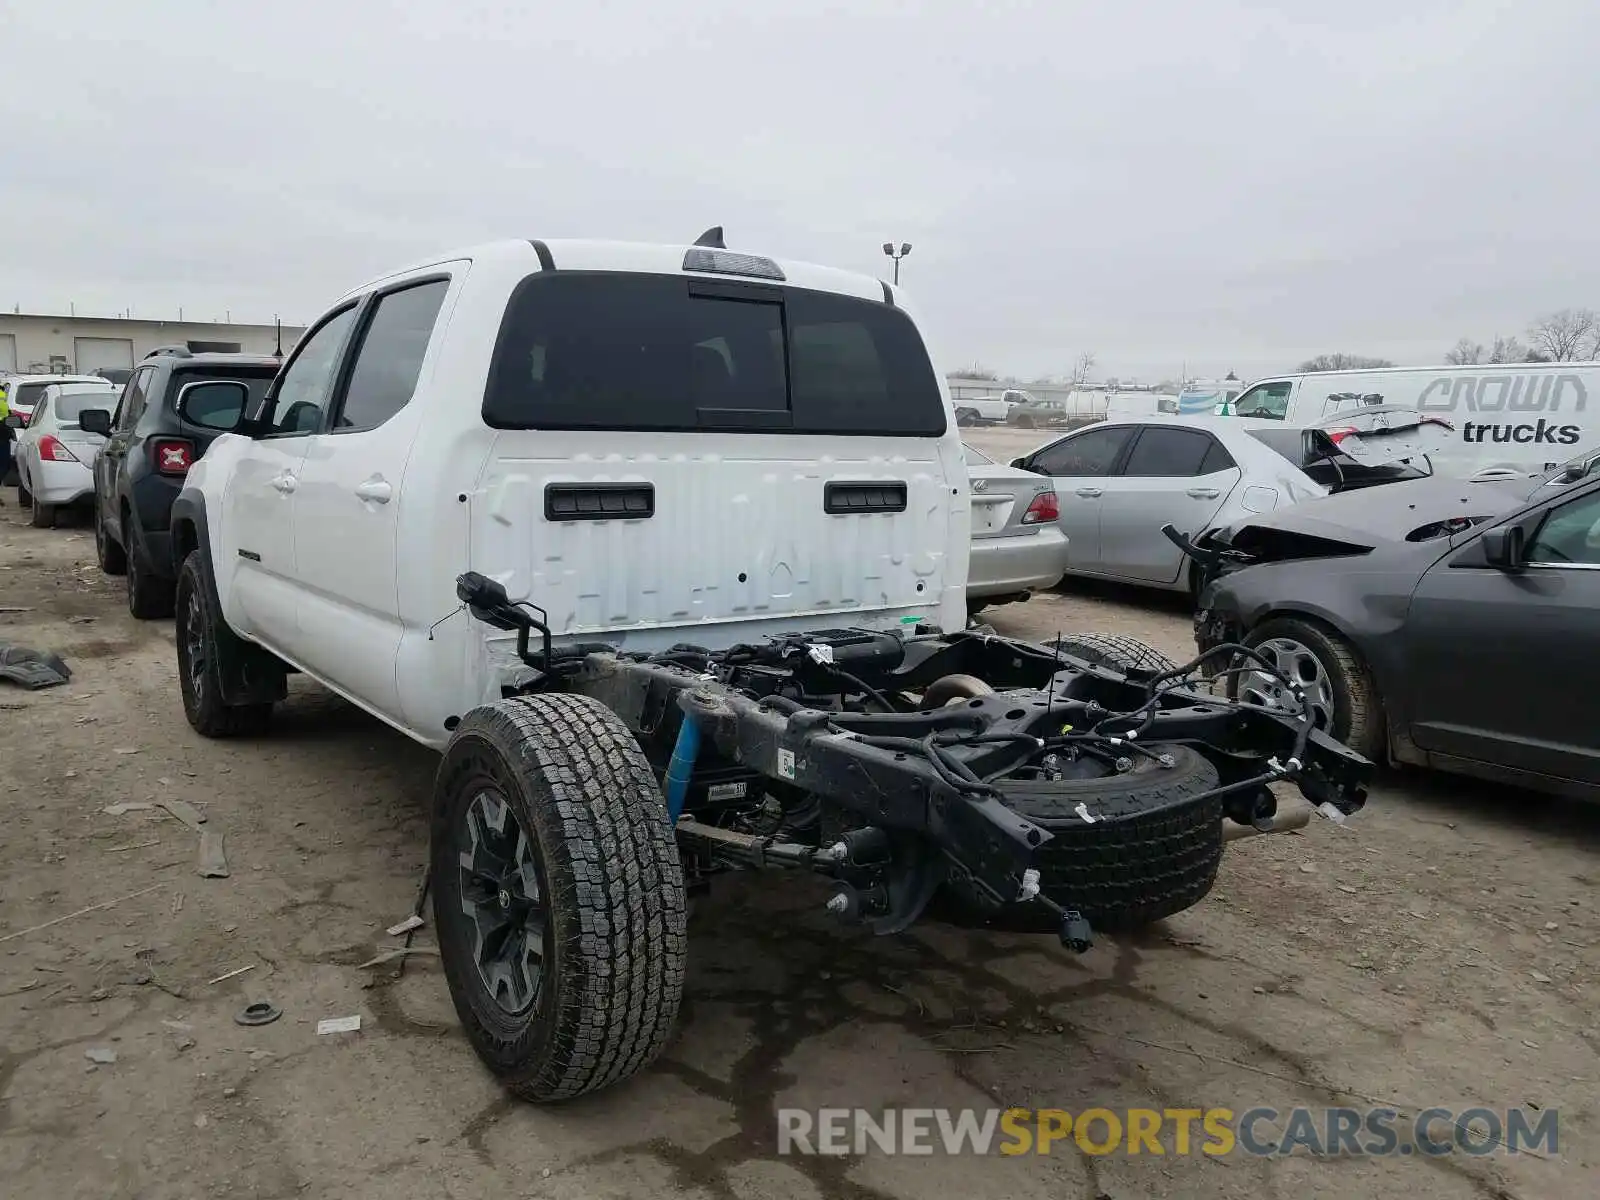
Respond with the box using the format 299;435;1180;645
0;313;306;376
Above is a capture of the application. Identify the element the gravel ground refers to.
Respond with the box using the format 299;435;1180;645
0;485;1596;1200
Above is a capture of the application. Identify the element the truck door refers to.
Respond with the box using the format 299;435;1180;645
220;305;360;651
292;274;455;724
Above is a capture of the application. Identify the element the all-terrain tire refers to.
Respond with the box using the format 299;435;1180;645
1236;617;1383;761
937;744;1223;933
126;518;176;619
432;694;688;1103
175;551;273;737
1045;632;1180;675
96;511;128;575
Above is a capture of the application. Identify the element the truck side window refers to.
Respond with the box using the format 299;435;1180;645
333;280;450;432
264;305;359;436
1234;381;1292;419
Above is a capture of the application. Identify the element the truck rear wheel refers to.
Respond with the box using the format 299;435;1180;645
432;694;687;1102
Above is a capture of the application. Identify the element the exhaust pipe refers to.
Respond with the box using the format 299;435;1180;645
1223;801;1313;842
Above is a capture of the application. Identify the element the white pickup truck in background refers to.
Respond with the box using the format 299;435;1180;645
953;388;1025;426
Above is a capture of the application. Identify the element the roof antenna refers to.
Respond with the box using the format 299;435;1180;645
274;315;283;357
693;226;726;249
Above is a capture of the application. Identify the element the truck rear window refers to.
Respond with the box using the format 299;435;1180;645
483;273;946;436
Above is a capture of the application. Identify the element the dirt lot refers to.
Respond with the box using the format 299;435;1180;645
1;493;1597;1200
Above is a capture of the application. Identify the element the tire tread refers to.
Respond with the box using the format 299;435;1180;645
434;693;686;1102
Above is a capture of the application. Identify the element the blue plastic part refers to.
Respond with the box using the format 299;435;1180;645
664;716;701;826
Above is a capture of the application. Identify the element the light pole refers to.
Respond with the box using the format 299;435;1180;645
882;241;911;285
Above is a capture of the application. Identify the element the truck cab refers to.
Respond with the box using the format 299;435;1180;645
173;237;971;747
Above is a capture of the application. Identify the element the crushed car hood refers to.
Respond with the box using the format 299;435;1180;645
1204;474;1531;559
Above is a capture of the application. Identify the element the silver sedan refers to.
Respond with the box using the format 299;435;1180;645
1007;414;1442;597
963;443;1069;614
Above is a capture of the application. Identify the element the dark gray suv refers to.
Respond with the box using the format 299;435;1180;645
84;352;279;618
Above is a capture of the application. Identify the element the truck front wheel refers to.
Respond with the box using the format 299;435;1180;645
432;694;687;1102
175;552;273;737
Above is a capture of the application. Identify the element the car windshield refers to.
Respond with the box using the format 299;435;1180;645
1540;450;1600;485
55;387;116;423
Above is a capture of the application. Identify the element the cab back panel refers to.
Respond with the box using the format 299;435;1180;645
473;434;951;637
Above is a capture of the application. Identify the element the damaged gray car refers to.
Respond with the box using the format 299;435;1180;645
1182;471;1600;800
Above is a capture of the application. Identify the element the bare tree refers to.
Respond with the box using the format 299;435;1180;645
1527;309;1598;362
1486;335;1528;364
1444;338;1484;365
1069;351;1096;388
1297;353;1397;373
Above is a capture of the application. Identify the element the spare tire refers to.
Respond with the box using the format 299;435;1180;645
935;743;1223;933
1044;632;1179;675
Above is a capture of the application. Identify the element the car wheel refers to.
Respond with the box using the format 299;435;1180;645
175;551;272;737
955;408;978;426
1234;618;1383;760
28;493;55;529
432;694;687;1102
125;518;176;619
96;510;128;575
17;477;32;509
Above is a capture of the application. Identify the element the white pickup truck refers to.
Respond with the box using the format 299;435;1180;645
952;388;1027;426
165;232;1369;1103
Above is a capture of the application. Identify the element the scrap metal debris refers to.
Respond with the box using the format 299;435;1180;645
386;914;425;938
156;798;230;878
0;643;71;689
357;947;439;970
207;964;255;986
103;802;155;816
234;1001;282;1027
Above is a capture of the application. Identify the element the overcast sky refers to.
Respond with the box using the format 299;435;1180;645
4;0;1599;382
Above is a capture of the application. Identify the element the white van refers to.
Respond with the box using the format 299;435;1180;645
1175;379;1243;415
1225;364;1600;476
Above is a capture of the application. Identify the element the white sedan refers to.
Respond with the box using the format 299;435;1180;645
1008;414;1445;596
13;381;117;528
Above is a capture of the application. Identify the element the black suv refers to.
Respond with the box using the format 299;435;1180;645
84;352;279;617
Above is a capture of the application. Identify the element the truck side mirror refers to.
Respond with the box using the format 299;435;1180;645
77;408;113;437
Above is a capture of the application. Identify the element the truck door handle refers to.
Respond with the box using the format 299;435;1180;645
355;477;392;503
270;474;297;494
1186;487;1220;500
1075;487;1103;498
